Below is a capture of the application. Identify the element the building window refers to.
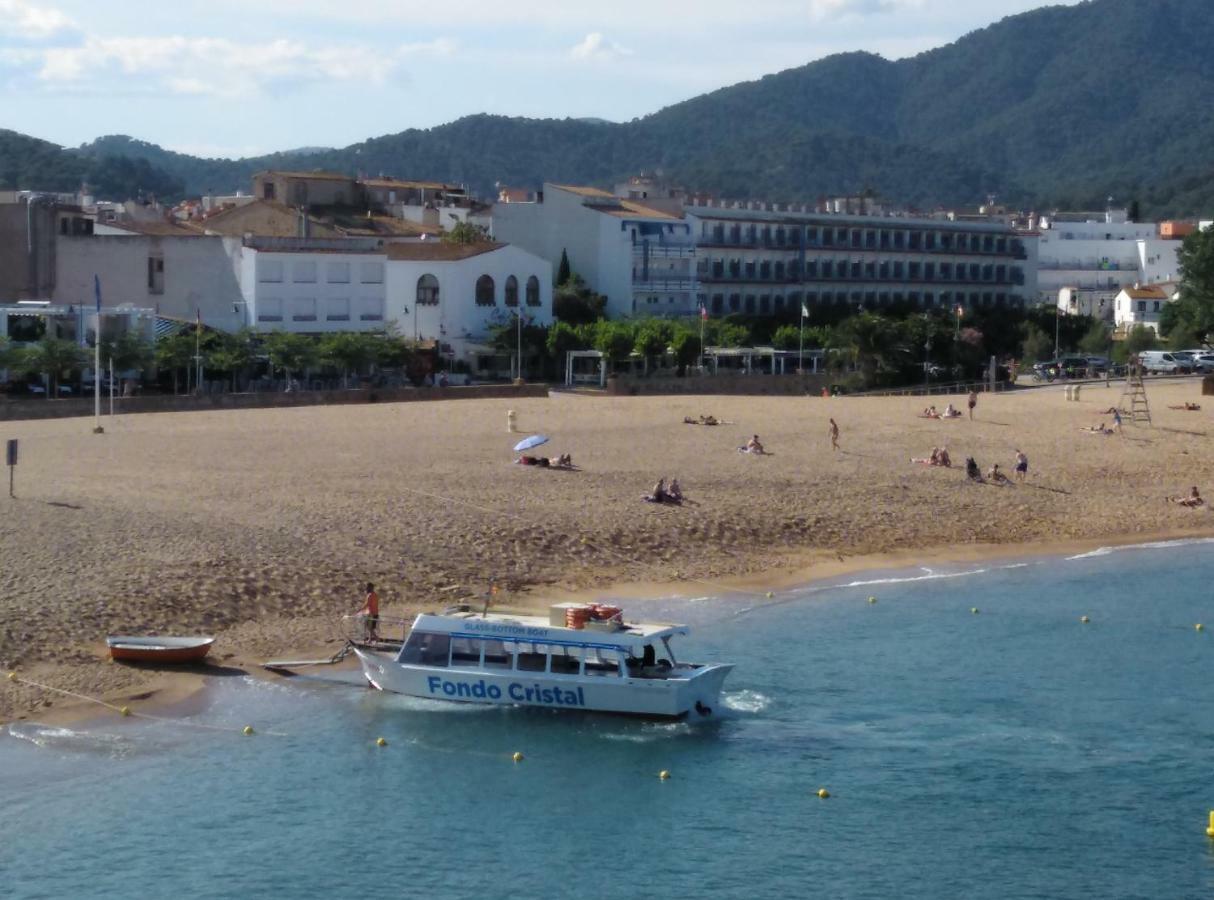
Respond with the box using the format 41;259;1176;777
357;298;384;321
326;262;350;284
291;298;317;322
744;295;756;313
476;275;495;306
525;275;541;306
417;274;439;306
257;298;283;322
258;259;284;283
326;298;350;321
292;261;317;283
1152;301;1161;312
359;261;384;284
147;255;165;294
759;296;770;314
505;275;519;307
728;294;740;312
711;295;724;314
1136;300;1146;313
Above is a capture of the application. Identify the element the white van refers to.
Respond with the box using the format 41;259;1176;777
1137;351;1192;374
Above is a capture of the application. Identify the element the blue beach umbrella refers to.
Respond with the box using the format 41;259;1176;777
513;434;549;452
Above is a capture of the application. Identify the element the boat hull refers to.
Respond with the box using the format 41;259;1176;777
106;636;215;664
353;647;732;718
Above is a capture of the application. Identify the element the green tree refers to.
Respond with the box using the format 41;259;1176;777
154;332;196;395
263;332;317;385
14;338;84;397
557;249;571;286
1161;228;1214;345
1123;324;1160;357
1077;321;1112;356
770;324;802;351
442;220;491;244
670;326;702;373
206;329;259;392
835;313;899;386
101;330;154;381
546;321;587;359
552;276;607;324
1020;323;1052;365
319;332;379;388
633;320;672;363
592;321;636;365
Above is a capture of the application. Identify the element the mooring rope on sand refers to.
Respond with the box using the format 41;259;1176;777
4;672;286;737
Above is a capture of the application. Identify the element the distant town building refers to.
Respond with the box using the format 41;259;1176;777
1114;283;1176;336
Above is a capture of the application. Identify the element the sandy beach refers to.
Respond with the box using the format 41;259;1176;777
2;379;1211;722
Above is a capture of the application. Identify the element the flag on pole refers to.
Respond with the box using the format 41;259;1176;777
801;302;809;318
94;274;102;313
699;304;708;321
196;307;202;337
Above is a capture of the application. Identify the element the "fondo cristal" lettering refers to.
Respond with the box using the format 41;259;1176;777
426;676;585;707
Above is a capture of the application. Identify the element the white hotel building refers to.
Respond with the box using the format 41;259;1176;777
237;237;552;365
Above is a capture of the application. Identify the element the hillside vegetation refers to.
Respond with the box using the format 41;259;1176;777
2;0;1211;215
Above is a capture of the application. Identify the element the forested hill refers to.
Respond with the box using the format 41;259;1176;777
3;0;1214;215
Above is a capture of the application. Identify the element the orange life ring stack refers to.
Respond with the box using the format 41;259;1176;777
588;604;624;624
565;606;591;629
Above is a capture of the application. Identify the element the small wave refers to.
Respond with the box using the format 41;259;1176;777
835;567;989;590
6;723;138;757
722;690;772;714
1067;537;1214;561
599;721;695;742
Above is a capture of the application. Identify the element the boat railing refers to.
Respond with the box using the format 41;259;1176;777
339;614;410;651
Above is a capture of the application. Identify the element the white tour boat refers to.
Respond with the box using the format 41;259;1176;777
351;603;733;718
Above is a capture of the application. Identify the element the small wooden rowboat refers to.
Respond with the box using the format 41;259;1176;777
106;635;215;664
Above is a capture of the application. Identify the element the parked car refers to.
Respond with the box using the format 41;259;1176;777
1085;356;1110;372
1137;351;1193;374
1190;354;1214;373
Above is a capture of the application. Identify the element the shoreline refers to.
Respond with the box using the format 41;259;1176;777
8;526;1212;732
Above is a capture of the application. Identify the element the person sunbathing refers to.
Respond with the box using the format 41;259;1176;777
741;435;766;454
1169;486;1205;508
921;406;941;419
667;478;684;502
683;416;698;424
549;453;574;468
986;463;1010;484
643;477;672;503
937;447;952;467
700;415;719;426
1081;423;1113;434
1168;402;1202;411
911;447;941;465
965;457;983;482
943;403;961;418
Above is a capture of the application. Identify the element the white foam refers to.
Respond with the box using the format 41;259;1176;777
5;723;138;757
722;690;772;713
1067;537;1214;561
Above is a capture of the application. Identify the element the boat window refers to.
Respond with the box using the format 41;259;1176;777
516;642;547;672
660;637;678;665
399;631;450;667
549;645;581;675
583;647;622;677
481;639;513;669
449;637;481;667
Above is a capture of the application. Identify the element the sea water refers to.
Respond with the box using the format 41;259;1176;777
4;541;1214;900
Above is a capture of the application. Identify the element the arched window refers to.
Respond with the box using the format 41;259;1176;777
504;275;519;307
525;275;541;306
417;274;439;305
476;275;495;306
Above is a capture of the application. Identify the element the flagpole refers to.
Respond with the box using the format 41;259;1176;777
93;275;102;434
798;304;805;375
699;304;706;374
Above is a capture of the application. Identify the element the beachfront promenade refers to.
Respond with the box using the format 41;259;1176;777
2;380;1211;720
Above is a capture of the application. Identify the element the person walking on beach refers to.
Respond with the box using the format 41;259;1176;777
967;390;978;420
1014;450;1028;481
358;582;380;642
1111;408;1123;434
829;418;839;452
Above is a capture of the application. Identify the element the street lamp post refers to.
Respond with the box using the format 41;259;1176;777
1054;301;1061;360
516;310;524;382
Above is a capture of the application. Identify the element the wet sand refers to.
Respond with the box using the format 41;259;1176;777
2;379;1211;722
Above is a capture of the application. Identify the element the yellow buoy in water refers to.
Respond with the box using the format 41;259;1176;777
971;607;979;615
817;788;830;799
766;592;774;599
1080;616;1090;624
376;737;388;747
1196;624;1204;632
1207;811;1214;838
512;751;524;762
659;770;671;780
242;725;255;736
867;596;877;605
119;706;131;717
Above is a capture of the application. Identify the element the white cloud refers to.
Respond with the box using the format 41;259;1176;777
0;0;75;39
9;35;435;97
808;0;921;20
569;32;633;62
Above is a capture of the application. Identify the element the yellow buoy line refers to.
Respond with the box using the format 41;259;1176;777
4;671;283;737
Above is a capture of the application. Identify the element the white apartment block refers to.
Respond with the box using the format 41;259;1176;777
492;184;698;319
1114;284;1175;335
688;203;1037;314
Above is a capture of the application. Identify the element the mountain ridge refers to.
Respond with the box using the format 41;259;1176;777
3;0;1213;215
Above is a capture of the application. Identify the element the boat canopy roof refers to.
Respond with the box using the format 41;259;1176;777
411;610;689;653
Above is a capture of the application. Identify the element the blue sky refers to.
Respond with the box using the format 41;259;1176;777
1;0;1077;159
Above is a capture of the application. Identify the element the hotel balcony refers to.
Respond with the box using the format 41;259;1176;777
632;277;698;293
633;242;696;259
